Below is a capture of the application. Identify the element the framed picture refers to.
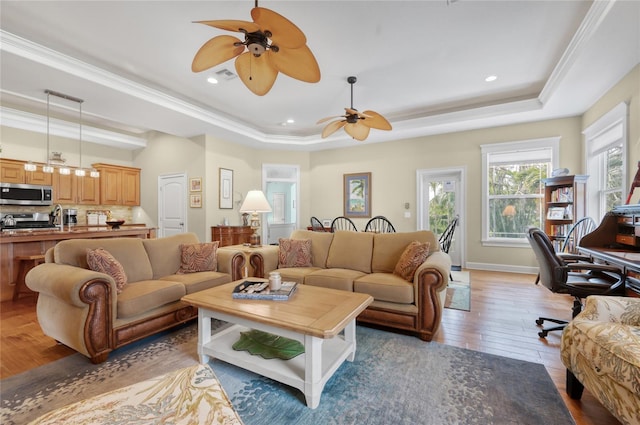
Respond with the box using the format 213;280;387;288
190;194;202;208
190;177;202;192
219;168;233;209
547;207;565;220
344;172;371;218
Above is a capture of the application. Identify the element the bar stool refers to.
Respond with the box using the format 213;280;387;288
12;254;45;301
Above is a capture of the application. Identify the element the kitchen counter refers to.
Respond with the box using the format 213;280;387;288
0;226;156;302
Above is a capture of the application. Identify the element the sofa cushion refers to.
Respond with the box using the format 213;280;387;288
290;230;334;268
278;238;313;268
354;273;415;304
54;238;153;283
394;241;431;281
372;231;435;273
86;248;128;294
177;242;219;274
160;271;231;294
143;233;200;279
117;280;186;318
326;230;374;273
274;267;321;285
305;268;365;291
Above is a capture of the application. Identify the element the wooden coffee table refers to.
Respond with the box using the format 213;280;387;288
181;280;373;408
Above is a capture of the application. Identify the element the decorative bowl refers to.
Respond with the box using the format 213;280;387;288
105;220;125;229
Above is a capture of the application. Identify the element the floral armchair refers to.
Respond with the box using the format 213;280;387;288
561;295;640;425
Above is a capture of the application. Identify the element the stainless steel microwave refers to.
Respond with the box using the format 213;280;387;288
0;183;53;206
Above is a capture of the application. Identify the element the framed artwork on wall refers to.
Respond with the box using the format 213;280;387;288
219;168;233;209
190;194;202;208
190;177;202;192
343;172;371;218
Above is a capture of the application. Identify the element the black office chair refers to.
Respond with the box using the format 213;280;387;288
330;216;358;232
310;216;326;232
526;227;625;338
364;216;396;233
438;215;459;280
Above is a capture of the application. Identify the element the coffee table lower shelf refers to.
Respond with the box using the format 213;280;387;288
198;311;357;409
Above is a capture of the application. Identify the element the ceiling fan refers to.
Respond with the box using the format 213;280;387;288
317;76;392;141
191;1;320;96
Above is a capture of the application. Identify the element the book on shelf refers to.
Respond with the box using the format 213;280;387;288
232;280;298;301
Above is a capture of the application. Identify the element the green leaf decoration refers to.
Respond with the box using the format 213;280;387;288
232;330;305;360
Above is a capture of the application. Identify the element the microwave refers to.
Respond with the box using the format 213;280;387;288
0;183;53;206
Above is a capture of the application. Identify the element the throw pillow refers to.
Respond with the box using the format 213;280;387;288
86;248;128;294
177;242;219;274
278;238;313;268
393;241;431;282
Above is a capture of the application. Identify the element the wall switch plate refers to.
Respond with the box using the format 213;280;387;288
404;211;411;218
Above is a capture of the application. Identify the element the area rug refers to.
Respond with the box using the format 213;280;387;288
1;322;574;425
446;270;471;311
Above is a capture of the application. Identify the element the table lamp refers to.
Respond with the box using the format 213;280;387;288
239;190;272;247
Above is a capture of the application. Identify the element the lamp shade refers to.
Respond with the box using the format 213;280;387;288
239;190;272;213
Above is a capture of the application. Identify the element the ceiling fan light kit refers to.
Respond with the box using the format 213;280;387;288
191;2;320;96
317;76;392;141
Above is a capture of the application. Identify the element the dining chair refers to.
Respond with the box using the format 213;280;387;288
330;216;358;232
364;216;396;233
310;216;326;232
438;215;459;280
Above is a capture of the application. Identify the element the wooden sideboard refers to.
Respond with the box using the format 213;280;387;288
211;226;253;247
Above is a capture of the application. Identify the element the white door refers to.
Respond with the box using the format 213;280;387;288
417;167;466;270
158;173;187;237
262;164;300;245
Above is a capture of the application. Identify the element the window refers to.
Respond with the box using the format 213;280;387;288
584;102;627;221
481;138;560;246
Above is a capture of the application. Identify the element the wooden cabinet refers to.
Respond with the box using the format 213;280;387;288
0;159;52;185
93;163;140;206
543;175;588;250
52;172;100;205
211;226;253;247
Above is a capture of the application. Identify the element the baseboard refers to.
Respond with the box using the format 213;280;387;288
465;262;537;275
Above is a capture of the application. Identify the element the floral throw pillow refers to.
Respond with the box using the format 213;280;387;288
393;241;431;282
278;238;313;268
86;248;128;294
177;242;219;274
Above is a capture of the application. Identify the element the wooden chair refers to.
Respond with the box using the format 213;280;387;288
310;216;326;232
330;216;357;232
364;216;396;233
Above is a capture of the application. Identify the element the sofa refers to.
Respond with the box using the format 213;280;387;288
249;229;451;341
561;295;640;425
26;233;245;364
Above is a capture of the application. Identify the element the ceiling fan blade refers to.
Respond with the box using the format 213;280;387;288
192;35;245;72
361;110;392;130
345;122;371;141
235;51;278;96
322;120;346;138
270;45;320;83
195;19;260;34
251;7;306;49
317;115;346;125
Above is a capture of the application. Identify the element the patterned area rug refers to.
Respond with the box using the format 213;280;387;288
1;322;574;425
446;270;471;311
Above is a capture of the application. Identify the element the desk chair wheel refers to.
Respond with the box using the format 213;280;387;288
538;330;548;338
535;318;544;326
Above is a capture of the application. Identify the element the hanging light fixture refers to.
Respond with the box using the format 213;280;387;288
42;91;54;173
74;99;85;177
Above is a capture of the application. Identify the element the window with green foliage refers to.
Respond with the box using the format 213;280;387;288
482;138;559;245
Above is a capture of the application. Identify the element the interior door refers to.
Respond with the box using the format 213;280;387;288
262;164;300;245
158;173;187;237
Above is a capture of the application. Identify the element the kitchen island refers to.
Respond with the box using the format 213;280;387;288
0;226;156;302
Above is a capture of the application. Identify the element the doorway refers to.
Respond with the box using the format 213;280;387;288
157;173;187;237
262;164;300;245
417;167;465;270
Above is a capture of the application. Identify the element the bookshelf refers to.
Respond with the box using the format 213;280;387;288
543;175;588;251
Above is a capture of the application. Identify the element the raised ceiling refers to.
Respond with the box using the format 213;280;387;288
1;1;639;151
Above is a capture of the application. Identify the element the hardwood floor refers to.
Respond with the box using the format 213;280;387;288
0;270;621;424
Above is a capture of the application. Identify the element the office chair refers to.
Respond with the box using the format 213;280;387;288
330;216;358;232
310;216;326;232
526;227;625;338
364;216;396;233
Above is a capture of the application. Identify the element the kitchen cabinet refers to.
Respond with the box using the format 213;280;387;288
93;163;140;206
52;172;100;205
0;159;52;185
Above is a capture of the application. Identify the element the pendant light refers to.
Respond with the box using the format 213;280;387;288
42;91;54;173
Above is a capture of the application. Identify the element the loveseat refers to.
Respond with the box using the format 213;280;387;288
249;229;451;341
561;295;640;425
26;233;245;363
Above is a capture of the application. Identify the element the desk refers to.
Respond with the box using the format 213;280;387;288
579;246;640;297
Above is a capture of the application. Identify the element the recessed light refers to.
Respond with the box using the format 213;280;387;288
485;75;497;82
207;77;218;84
287;119;295;124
